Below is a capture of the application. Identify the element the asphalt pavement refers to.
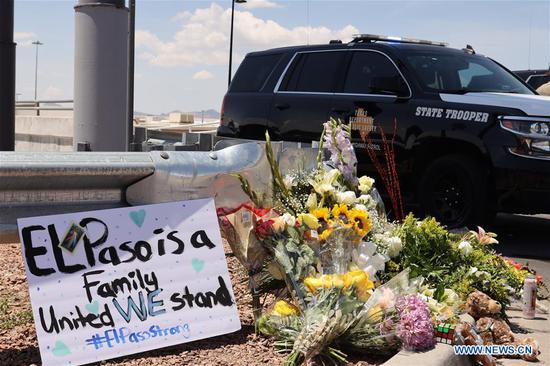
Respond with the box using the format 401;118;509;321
490;213;550;281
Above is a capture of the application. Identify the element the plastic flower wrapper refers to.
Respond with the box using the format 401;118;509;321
218;204;282;319
340;269;419;354
352;240;390;281
260;274;375;365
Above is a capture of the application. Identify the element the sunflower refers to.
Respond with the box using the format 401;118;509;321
311;207;330;222
347;208;372;238
319;227;334;241
331;204;352;227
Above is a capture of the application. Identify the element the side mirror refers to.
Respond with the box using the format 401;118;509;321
369;76;409;97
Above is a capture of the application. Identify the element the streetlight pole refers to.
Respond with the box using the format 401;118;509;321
32;40;43;101
228;0;246;88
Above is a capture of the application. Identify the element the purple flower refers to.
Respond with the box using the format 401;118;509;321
323;119;358;184
395;294;435;351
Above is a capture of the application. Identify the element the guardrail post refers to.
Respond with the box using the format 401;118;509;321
0;0;15;151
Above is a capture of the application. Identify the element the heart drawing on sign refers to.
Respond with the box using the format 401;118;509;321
192;258;205;273
85;300;99;315
129;209;146;228
52;340;71;357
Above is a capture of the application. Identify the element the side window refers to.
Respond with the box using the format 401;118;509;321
280;51;344;92
343;51;409;96
230;53;282;92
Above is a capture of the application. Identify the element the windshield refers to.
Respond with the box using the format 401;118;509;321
404;52;533;94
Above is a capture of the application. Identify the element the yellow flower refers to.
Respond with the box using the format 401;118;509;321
358;176;375;193
319;227;334;241
297;213;320;230
331;204;353;228
304;277;324;293
311;207;330;222
272;300;299;316
349;269;374;301
347;208;372;238
366;305;383;323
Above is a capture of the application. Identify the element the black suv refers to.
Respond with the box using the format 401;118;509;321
218;34;550;228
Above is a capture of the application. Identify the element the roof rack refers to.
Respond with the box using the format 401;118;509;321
350;34;448;47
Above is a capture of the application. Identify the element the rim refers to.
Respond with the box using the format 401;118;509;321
427;167;473;226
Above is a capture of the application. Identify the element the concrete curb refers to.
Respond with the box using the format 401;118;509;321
382;314;474;366
383;301;549;366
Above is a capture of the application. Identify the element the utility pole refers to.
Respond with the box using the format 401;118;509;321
228;0;247;87
0;0;16;151
127;0;135;148
32;40;43;101
74;0;129;151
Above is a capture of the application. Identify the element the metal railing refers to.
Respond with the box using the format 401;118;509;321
0;141;318;243
15;99;74;115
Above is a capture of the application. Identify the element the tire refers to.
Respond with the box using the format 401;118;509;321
417;154;488;229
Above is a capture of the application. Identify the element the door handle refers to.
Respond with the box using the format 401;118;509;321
275;103;290;110
331;107;350;114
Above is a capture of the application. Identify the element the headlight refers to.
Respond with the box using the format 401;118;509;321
500;117;550;140
499;116;550;159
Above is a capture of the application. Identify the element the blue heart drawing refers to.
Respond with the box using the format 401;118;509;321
85;301;99;315
129;209;146;228
52;340;71;357
192;258;205;273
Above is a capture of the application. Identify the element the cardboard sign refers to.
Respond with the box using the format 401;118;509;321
17;198;241;366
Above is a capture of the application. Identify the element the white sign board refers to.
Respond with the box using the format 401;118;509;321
17;198;241;366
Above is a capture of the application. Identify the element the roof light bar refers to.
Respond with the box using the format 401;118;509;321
351;34;448;47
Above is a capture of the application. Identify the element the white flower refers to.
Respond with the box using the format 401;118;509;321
306;193;318;211
358;176;375;193
443;289;459;305
386;236;403;258
458;241;473;256
326;169;341;184
468;267;478;275
283;175;296;189
357;194;377;209
281;213;296;227
353;204;368;212
336;191;356;205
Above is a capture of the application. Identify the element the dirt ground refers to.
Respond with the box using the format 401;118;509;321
0;243;387;366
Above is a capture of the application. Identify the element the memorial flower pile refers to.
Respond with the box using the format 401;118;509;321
218;118;545;364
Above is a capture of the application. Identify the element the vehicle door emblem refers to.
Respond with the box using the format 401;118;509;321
350;108;375;141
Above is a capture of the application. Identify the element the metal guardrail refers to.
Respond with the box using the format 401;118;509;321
15;100;74;115
0;141;317;243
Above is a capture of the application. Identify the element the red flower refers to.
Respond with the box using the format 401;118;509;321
536;275;543;284
255;219;275;239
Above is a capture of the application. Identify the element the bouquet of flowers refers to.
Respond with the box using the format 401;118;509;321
219;119;443;364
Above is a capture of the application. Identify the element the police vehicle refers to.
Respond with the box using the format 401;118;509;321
217;34;550;228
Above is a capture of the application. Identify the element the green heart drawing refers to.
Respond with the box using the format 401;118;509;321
85;300;99;315
129;209;146;228
52;340;71;357
192;258;205;273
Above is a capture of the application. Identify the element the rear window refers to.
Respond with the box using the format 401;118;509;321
280;51;345;93
230;53;282;92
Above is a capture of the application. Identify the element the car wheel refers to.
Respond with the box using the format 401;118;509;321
418;154;487;228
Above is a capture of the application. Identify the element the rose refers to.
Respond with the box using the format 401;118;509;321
358;176;375;193
255;219;275;239
386;236;403;258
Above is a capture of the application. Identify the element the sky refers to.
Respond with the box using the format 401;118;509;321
13;0;550;115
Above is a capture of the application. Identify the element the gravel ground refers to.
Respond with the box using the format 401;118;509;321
0;243;388;366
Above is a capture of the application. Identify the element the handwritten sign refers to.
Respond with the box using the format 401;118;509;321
17;198;241;366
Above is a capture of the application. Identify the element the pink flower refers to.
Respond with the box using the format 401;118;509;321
395;294;436;351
